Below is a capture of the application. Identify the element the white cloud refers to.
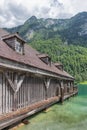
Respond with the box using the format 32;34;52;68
0;0;87;28
59;0;87;15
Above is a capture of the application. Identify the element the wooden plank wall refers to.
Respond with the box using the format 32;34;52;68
17;76;45;109
0;70;74;115
5;37;15;50
63;81;68;94
47;79;60;98
0;72;46;115
63;81;74;95
0;72;14;114
0;73;2;114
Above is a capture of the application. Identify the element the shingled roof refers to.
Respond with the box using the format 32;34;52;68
0;29;74;79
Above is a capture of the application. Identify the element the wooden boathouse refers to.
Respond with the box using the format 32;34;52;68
0;29;78;129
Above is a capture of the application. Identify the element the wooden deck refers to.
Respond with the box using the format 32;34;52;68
64;90;78;100
0;96;60;129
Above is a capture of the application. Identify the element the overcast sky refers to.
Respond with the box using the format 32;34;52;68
0;0;87;28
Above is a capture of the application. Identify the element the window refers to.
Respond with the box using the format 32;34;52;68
15;40;23;54
38;54;51;66
41;57;51;65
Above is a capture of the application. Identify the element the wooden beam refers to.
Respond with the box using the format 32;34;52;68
4;72;25;93
14;73;18;90
44;78;51;89
60;81;64;104
0;58;74;81
44;78;51;100
13;92;17;111
4;72;15;92
16;75;25;92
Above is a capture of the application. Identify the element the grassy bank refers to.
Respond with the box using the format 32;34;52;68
79;81;87;84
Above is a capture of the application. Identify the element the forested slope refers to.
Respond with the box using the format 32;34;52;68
30;37;87;83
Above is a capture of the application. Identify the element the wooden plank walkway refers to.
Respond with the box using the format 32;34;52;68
0;96;60;129
64;90;78;100
0;90;78;129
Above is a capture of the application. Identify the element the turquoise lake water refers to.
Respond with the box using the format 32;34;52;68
18;84;87;130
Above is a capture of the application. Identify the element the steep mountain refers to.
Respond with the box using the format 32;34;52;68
59;12;87;47
5;15;68;42
5;12;87;47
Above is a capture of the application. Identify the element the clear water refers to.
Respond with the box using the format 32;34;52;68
18;84;87;130
78;84;87;96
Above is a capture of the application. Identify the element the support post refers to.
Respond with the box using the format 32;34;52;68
44;78;51;100
60;80;64;104
13;73;18;111
13;73;25;110
13;92;17;111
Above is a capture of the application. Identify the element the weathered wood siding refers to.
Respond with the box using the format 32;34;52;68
4;37;15;50
0;70;74;116
0;72;14;114
0;73;2;114
63;81;68;94
17;76;45;109
47;79;60;98
0;72;46;114
63;81;74;95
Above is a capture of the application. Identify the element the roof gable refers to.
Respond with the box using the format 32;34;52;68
2;32;25;55
37;54;51;65
54;62;63;71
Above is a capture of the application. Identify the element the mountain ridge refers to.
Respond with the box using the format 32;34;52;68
5;12;87;47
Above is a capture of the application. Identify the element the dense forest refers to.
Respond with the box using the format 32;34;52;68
30;37;87;83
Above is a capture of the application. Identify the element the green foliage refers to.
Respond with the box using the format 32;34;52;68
30;37;87;83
